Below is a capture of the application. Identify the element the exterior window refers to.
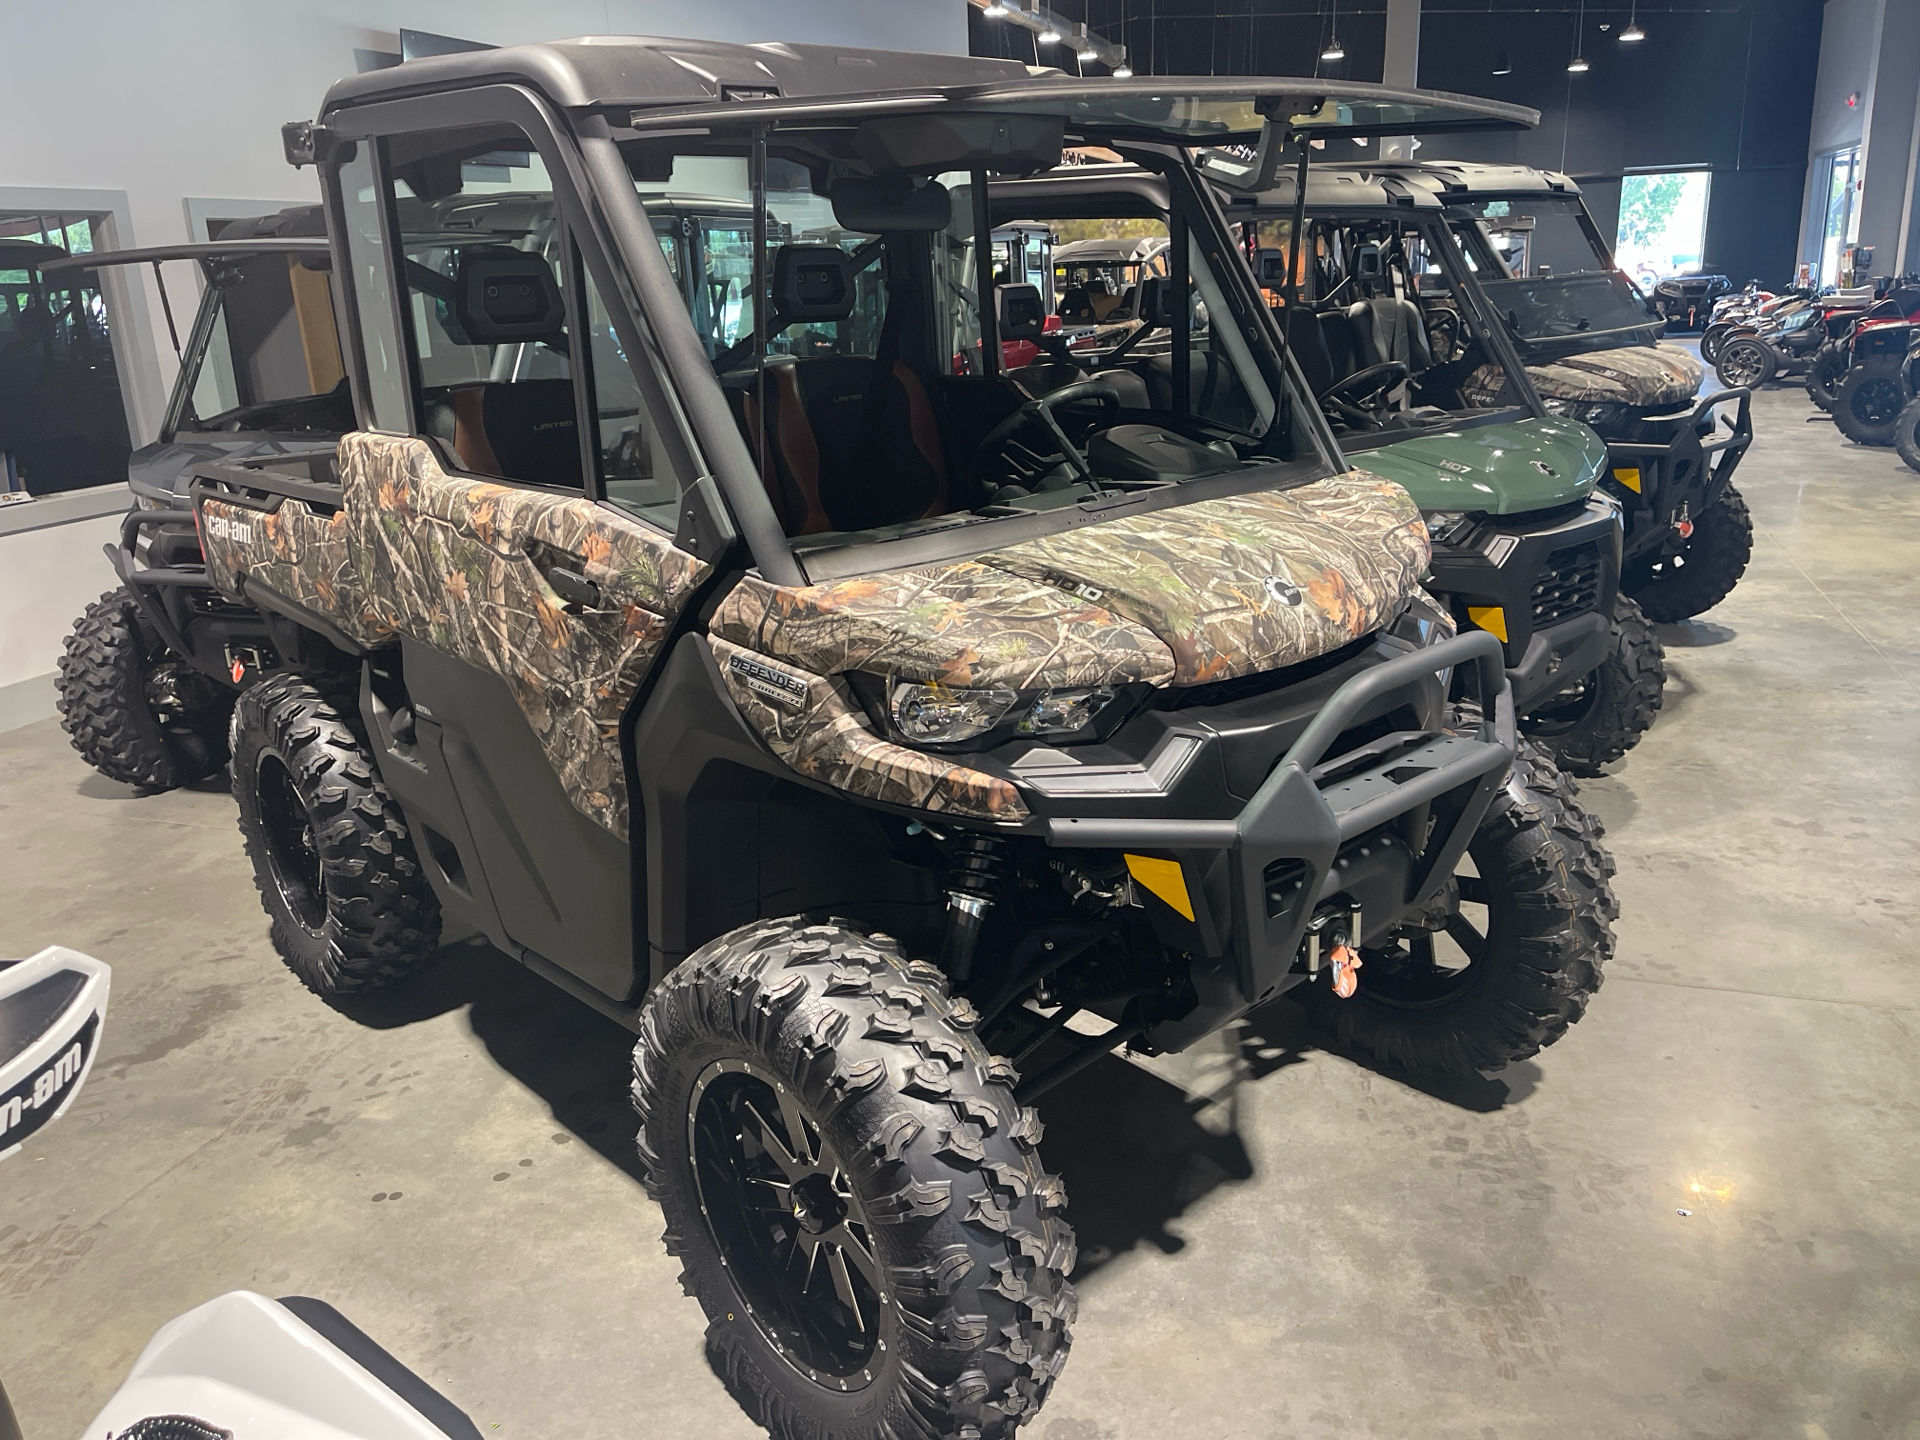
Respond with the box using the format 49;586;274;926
335;143;411;432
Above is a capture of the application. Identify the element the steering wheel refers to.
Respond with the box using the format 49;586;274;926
1320;361;1410;429
968;378;1122;497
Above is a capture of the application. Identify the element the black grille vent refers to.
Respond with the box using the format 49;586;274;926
1530;542;1603;628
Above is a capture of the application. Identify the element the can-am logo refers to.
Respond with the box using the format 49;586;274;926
1;1013;96;1151
205;514;254;545
1264;576;1302;607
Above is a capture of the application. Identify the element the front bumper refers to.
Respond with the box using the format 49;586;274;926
1042;631;1515;1046
1426;494;1622;710
1602;388;1752;566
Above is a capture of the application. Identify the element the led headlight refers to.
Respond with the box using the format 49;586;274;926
1424;510;1478;546
1019;687;1115;735
890;682;1019;743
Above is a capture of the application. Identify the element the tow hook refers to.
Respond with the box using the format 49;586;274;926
1673;502;1694;541
1302;903;1364;998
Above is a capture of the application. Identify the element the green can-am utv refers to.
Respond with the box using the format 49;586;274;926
1364;163;1755;623
1103;151;1669;776
162;44;1615;1440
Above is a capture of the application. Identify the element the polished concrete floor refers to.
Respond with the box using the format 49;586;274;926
4;378;1916;1440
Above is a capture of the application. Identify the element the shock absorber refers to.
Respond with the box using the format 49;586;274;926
937;833;1008;985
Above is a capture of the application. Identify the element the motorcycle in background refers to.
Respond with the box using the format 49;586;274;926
0;948;479;1440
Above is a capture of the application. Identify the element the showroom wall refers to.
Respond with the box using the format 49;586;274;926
1798;0;1920;278
0;0;965;730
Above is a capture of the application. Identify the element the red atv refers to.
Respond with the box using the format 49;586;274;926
1806;284;1920;414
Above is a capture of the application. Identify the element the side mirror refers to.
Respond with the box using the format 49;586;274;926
995;283;1045;341
1134;275;1175;328
1;947;110;1160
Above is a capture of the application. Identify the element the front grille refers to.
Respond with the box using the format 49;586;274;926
1530;542;1604;627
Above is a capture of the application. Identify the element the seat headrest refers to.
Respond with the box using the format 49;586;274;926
774;245;857;323
451;247;565;345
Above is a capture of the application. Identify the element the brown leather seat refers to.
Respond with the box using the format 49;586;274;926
737;357;948;536
439;378;581;488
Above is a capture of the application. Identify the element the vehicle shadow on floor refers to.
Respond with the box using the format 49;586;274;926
332;941;1541;1283
333;938;650;1185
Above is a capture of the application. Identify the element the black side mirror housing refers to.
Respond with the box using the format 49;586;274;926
996;283;1045;341
773;246;857;323
452;250;566;345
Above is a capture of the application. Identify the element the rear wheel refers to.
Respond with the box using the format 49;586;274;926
1715;338;1776;391
1295;745;1616;1075
633;918;1074;1440
1832;362;1910;446
1700;323;1735;367
55;587;231;791
1894;396;1920;475
230;674;440;997
1626;483;1754;622
1805;345;1849;412
1518;595;1666;776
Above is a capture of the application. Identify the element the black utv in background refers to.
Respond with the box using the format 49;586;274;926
110;42;1616;1439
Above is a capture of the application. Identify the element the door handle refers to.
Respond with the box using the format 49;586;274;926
545;565;601;610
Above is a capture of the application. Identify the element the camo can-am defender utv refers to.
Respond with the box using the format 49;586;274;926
1364;163;1755;624
1179;158;1665;775
177;44;1614;1439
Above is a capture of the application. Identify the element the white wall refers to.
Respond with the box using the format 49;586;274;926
1;0;967;433
0;0;965;731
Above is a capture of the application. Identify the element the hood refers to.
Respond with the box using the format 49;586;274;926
1355;419;1605;516
1525;342;1703;409
714;471;1430;689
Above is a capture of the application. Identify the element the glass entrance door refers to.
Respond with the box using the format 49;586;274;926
1816;147;1862;288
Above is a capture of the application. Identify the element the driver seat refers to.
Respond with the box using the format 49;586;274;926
1345;297;1433;377
736;356;949;536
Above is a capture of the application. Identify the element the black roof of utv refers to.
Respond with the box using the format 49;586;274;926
321;36;1040;116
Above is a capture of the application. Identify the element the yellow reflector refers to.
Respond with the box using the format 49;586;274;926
1467;605;1509;642
1612;466;1642;493
1124;854;1194;921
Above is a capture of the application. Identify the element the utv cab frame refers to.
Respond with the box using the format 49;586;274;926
169;43;1614;1440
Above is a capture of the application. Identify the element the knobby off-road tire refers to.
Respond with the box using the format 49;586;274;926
1626;483;1754;623
633;918;1074;1440
1297;745;1616;1075
1832;361;1910;446
1894;396;1920;475
1518;594;1666;777
230;674;440;997
56;587;231;791
1804;344;1848;412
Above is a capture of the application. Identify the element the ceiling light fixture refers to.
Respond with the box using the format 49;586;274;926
1112;64;1133;77
1321;0;1344;63
1567;54;1589;72
1567;0;1589;72
1039;24;1062;44
983;1;1007;15
1492;48;1512;75
1620;0;1644;41
1075;24;1098;60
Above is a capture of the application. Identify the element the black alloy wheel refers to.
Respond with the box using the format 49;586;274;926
255;750;327;936
1833;366;1910;446
689;1059;883;1384
1894;395;1920;474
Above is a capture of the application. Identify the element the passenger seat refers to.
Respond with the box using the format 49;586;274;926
427;378;581;488
1345;297;1433;377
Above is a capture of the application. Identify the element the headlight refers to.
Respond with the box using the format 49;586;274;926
891;682;1019;743
876;679;1130;749
1019;687;1115;735
1424;510;1478;546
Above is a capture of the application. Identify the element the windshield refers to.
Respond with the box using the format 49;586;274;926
617;137;1301;562
1446;196;1658;351
180;254;351;435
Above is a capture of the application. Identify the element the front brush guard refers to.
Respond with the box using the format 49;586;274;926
1607;387;1753;563
1045;630;1515;1008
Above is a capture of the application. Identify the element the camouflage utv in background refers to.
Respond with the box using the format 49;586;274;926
151;43;1618;1440
1381;162;1756;624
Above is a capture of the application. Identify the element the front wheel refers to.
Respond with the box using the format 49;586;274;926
55;587;232;791
1715;338;1776;390
1295;745;1616;1075
633;919;1074;1440
231;674;441;997
1625;483;1754;622
1894;396;1920;475
1805;344;1848;412
1700;323;1735;367
1518;595;1666;776
1832;362;1910;446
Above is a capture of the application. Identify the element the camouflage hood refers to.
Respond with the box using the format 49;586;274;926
715;469;1430;690
1463;342;1703;412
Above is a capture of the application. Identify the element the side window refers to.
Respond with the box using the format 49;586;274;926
579;254;682;527
376;126;579;489
336;142;411;432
